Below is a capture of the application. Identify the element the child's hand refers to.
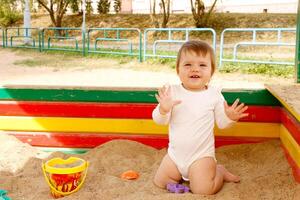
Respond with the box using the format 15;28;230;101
224;99;248;121
155;85;181;115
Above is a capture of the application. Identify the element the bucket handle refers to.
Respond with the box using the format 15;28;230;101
42;161;89;196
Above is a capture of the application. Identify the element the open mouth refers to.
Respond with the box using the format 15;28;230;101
189;75;200;78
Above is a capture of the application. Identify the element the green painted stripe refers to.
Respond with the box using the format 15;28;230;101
0;88;157;103
37;147;90;154
0;88;280;105
223;90;281;106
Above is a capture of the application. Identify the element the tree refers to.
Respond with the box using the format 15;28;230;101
149;0;159;28
86;0;93;15
69;0;79;14
113;0;121;13
0;0;21;27
97;0;110;14
190;0;217;28
36;0;71;27
149;0;170;28
160;0;170;28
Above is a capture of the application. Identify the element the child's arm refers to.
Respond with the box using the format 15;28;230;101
224;98;248;122
152;104;171;125
214;95;248;129
152;85;181;125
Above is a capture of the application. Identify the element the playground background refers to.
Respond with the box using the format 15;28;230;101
0;12;300;199
0;47;295;88
1;13;296;87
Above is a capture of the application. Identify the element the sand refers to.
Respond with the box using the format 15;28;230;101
0;133;299;200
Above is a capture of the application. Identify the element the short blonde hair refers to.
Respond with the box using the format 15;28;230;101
176;40;216;75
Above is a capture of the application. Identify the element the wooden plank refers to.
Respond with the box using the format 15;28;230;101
215;122;280;138
0;116;280;137
0;101;155;119
282;146;300;183
280;125;300;167
0;87;280;105
0;101;281;122
0;117;167;134
222;89;280;106
4;131;272;149
266;84;300;122
11;132;169;149
281;108;300;145
215;136;272;148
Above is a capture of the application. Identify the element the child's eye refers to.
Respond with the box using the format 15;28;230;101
184;64;191;67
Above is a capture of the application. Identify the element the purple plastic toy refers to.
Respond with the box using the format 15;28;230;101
166;183;190;193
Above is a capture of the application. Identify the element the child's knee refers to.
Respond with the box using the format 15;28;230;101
190;181;216;195
153;175;165;189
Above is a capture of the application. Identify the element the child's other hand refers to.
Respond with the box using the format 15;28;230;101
224;99;249;121
155;85;181;115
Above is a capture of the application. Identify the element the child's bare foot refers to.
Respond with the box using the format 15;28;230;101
217;164;240;183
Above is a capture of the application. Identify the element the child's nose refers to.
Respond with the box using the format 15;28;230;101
191;65;200;71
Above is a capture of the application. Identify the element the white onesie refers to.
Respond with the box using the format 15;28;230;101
152;84;234;180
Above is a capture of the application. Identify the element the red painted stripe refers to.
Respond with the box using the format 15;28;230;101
281;108;300;145
215;136;272;148
5;131;270;149
0;101;155;119
0;101;281;122
282;145;300;183
239;106;281;123
10;131;168;149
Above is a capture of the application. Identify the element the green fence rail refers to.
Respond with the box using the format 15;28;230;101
41;27;83;53
0;28;4;47
5;27;41;50
87;28;142;62
143;28;216;61
219;28;296;68
296;0;300;83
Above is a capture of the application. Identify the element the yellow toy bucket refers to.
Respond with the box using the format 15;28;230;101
42;157;89;198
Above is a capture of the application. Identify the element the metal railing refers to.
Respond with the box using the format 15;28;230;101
0;28;4;47
5;27;41;50
0;28;5;47
87;28;142;62
219;28;296;67
41;27;83;53
1;26;296;69
143;28;216;61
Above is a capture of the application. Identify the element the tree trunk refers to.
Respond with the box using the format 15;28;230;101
190;0;217;28
37;0;69;29
161;0;170;28
150;0;160;28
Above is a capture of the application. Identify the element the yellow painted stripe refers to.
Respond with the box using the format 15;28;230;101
0;116;280;137
280;125;300;167
266;87;300;122
0;116;167;135
215;122;280;138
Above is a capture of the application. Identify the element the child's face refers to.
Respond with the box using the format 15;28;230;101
177;50;212;91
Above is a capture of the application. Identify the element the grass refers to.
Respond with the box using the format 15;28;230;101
14;58;51;67
10;46;295;78
5;13;297;79
219;63;294;78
